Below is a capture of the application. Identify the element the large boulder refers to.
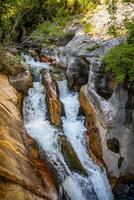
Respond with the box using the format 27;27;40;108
0;52;27;76
9;70;33;93
55;35;102;89
42;69;63;128
0;73;58;200
66;56;89;90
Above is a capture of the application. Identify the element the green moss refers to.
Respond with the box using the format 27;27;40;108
87;43;100;51
103;43;134;84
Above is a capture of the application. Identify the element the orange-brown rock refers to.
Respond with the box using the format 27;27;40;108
80;86;104;168
0;73;58;200
40;55;54;63
42;70;62;128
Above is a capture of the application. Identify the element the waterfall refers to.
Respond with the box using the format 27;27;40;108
22;54;114;200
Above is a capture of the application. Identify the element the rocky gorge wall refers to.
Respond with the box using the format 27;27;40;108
0;53;58;200
1;22;133;199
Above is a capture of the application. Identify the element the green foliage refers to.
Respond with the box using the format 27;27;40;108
0;0;72;47
77;0;99;13
103;44;134;83
31;10;71;43
0;0;38;47
123;0;134;3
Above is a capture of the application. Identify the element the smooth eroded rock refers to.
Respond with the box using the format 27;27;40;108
0;73;58;200
42;69;63;127
80;86;104;168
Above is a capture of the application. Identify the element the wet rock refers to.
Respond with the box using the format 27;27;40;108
50;67;66;82
59;135;88;176
42;69;63;127
0;73;58;200
40;48;60;64
0;52;27;76
113;183;129;200
66;56;89;90
9;70;33;93
28;48;39;61
113;182;134;200
80;87;104;168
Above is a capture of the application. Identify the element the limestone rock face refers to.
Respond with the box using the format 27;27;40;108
77;37;134;182
80;83;134;182
0;73;58;200
57;33;134;182
42;69;63;127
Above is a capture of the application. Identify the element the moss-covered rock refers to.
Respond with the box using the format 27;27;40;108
59;135;88;176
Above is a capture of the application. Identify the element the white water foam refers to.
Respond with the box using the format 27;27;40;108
58;79;114;200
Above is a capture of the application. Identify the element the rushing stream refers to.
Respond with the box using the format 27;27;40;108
22;54;114;200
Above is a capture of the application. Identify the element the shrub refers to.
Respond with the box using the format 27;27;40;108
103;44;134;83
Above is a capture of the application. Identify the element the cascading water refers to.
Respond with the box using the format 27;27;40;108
22;54;114;200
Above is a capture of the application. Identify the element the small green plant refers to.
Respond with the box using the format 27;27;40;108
87;43;100;51
84;23;94;34
107;24;118;37
103;44;134;83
